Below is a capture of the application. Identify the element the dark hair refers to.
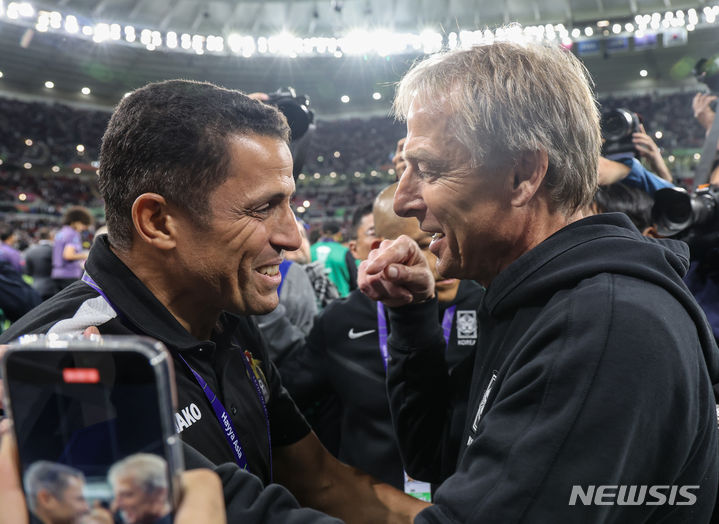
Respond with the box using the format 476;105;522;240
61;206;93;226
24;461;84;512
594;182;654;231
348;202;374;240
98;79;290;251
0;224;13;242
321;220;341;236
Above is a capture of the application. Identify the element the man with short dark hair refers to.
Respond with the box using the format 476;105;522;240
0;225;23;273
345;202;377;292
23;461;89;524
360;39;719;522
1;79;425;523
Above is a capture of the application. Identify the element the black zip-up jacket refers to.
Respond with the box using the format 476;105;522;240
280;280;484;489
387;213;719;523
0;236;311;486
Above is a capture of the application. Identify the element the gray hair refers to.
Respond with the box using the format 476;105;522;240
393;36;601;214
24;461;85;512
108;453;168;494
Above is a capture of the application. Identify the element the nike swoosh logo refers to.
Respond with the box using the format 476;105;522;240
348;328;376;339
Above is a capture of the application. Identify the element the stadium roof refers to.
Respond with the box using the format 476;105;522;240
0;0;716;116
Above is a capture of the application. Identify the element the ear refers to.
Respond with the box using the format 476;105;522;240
131;193;178;250
37;489;53;506
510;150;549;208
348;240;358;258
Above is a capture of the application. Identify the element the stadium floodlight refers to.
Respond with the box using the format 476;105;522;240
110;23;121;40
372;92;381;100
24;162;32;169
73;167;82;174
76;144;85;152
625;23;634;32
420;29;442;54
228;33;242;54
640;69;648;77
166;31;177;49
612;23;621;33
81;87;90;95
44;80;54;88
82;25;93;36
0;71;3;78
655;131;663;139
7;2;34;18
584;26;593;36
25;138;32;146
94;23;110;42
303;200;311;207
51;165;60;172
571;28;580;38
151;30;161;47
64;14;79;33
140;28;151;45
49;11;61;29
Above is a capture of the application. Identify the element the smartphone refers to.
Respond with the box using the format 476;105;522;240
1;335;183;524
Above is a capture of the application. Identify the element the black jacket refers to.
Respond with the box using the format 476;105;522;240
387;213;719;523
1;236;310;486
280;280;483;489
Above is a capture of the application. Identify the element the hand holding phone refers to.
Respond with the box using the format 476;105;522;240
2;335;184;524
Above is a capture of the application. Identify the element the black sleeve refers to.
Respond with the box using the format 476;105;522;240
386;298;456;483
276;313;332;411
0;261;41;321
183;443;344;524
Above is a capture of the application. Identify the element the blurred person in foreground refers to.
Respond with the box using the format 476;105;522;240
51;207;93;291
0;79;425;523
360;38;719;522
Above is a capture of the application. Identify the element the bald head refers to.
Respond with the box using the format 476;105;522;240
373;183;418;240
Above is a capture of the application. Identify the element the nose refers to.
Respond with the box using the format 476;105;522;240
273;205;302;253
393;167;424;219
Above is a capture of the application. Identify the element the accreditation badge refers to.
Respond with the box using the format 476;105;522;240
404;471;432;502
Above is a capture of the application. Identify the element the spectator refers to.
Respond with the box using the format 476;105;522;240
345;202;377;292
51;207;93;291
24;227;56;300
0;224;23;273
310;220;351;297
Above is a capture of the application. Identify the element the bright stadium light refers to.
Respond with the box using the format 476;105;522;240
110;23;121;40
372;92;382;100
76;144;85;152
81;87;90;95
44;80;54;88
166;31;177;48
51;165;60;172
93;23;110;42
65;15;79;33
640;69;648;77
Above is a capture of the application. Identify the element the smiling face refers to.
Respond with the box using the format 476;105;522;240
393;98;521;286
171;133;301;317
112;476;167;524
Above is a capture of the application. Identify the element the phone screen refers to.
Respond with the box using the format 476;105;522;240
6;349;176;524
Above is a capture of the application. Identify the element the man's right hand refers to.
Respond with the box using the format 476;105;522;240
358;235;435;307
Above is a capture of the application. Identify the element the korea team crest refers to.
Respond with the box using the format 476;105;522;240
456;310;478;346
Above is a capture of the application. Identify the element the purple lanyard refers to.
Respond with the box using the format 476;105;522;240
376;302;456;371
81;272;273;479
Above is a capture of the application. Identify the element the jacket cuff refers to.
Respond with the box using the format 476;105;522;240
387;297;442;352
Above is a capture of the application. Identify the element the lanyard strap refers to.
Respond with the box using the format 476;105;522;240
178;354;251;472
376;302;457;371
81;271;273;480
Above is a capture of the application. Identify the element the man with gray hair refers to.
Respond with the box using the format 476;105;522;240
108;454;171;524
24;461;89;524
360;38;719;522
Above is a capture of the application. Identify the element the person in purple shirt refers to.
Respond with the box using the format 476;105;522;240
51;206;93;290
0;225;23;273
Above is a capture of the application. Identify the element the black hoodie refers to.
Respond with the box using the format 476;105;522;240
387;213;719;523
